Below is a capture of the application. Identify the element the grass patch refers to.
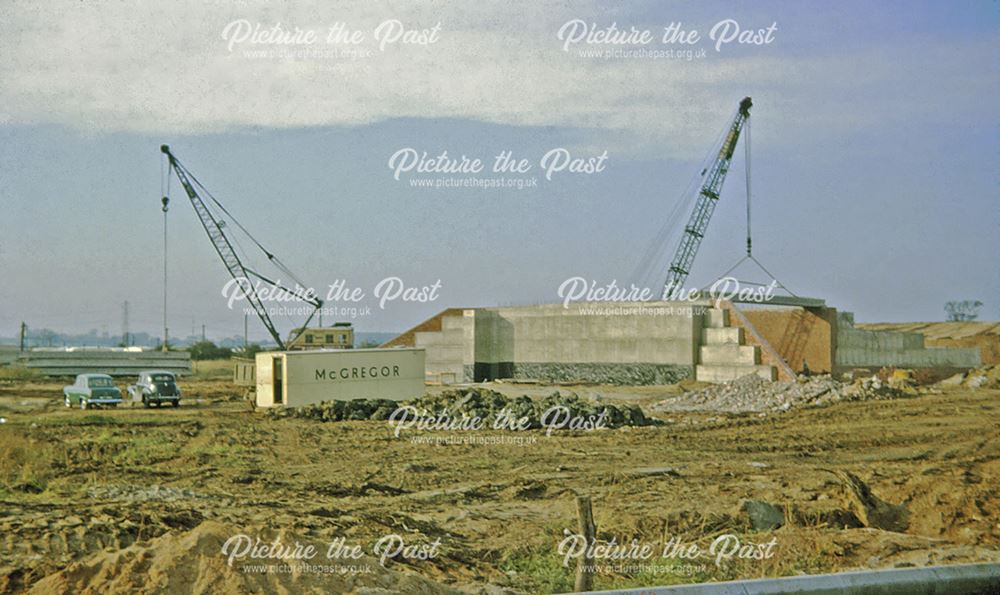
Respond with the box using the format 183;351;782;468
33;415;175;427
0;430;54;495
41;414;118;426
499;546;716;593
0;365;43;381
595;562;714;590
500;547;574;594
187;443;245;467
192;358;235;380
110;435;178;466
53;427;179;469
499;537;745;593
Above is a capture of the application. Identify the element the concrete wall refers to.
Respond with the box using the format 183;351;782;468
857;321;1000;365
836;313;980;370
470;302;702;384
416;310;475;383
255;348;425;408
381;308;467;348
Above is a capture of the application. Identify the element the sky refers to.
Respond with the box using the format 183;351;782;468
1;0;998;342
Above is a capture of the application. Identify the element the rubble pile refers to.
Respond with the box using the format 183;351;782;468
409;387;660;427
411;387;536;422
265;398;399;421
938;365;1000;389
535;391;659;428
655;374;905;414
415;387;660;428
266;387;661;428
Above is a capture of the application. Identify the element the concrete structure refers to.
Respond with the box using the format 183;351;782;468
232;359;255;386
471;303;705;384
836;312;980;371
857;321;1000;365
384;301;982;385
385;302;777;384
14;349;192;377
254;347;425;408
696;307;776;382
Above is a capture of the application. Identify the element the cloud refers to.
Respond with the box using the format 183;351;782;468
0;1;996;156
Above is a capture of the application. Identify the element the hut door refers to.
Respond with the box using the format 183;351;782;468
273;357;283;404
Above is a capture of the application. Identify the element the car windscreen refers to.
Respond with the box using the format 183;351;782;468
88;378;114;387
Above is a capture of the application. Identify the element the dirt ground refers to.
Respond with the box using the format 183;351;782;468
0;372;997;594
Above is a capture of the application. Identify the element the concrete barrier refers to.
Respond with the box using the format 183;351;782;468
588;562;1000;595
836;312;981;370
16;350;193;377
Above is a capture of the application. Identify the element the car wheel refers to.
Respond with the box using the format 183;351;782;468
80;399;88;410
172;400;180;408
143;395;150;408
64;395;71;407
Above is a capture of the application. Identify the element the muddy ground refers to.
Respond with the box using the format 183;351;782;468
0;374;997;593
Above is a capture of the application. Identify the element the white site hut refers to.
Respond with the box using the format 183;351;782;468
255;348;425;408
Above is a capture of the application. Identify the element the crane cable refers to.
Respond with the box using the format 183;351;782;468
707;112;798;298
161;153;171;203
630;105;737;289
176;159;312;292
745;115;752;257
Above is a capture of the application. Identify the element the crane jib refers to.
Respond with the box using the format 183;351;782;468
160;145;321;350
662;97;751;300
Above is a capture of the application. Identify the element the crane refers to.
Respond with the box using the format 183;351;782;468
160;145;322;350
662;96;752;299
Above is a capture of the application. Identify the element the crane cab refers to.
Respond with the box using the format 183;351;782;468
286;323;354;350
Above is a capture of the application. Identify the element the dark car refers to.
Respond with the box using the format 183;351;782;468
63;374;123;409
127;370;182;408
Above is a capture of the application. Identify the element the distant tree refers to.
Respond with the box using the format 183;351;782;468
944;300;983;321
187;340;233;360
357;340;380;348
237;343;266;359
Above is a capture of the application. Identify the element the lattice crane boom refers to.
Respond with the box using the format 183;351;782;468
160;145;322;349
663;97;752;299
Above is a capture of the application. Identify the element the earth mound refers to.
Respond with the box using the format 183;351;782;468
28;521;463;595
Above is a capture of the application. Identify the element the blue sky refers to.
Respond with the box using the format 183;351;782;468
1;0;997;341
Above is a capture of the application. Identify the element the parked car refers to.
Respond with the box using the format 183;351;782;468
127;370;181;408
63;374;123;409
